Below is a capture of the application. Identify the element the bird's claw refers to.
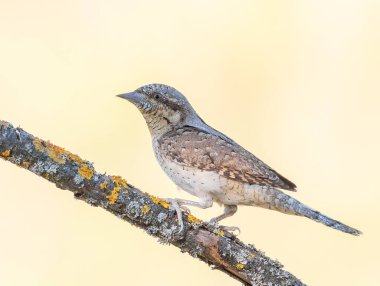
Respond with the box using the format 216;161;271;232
164;198;186;235
179;205;191;214
219;225;241;235
164;198;191;213
207;219;241;235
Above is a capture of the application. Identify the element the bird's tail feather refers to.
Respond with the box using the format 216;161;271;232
297;203;362;236
256;189;362;236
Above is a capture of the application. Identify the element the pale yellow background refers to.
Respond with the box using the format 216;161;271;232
0;1;379;285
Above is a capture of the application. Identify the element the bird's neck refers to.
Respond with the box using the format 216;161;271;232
142;114;175;139
142;109;185;139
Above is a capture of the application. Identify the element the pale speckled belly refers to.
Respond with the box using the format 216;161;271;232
154;150;251;205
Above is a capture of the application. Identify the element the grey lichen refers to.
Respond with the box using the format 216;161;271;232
74;174;84;184
30;160;46;174
157;212;168;223
44;161;59;174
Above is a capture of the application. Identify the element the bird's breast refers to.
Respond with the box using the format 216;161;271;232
154;146;223;198
151;139;246;204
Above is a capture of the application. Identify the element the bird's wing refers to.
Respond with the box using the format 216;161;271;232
158;126;297;191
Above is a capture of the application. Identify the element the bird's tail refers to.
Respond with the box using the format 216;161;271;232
297;203;361;236
252;188;362;236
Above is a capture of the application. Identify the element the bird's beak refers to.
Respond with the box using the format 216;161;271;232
116;92;144;105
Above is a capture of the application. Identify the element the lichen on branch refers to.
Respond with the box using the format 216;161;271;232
0;120;305;286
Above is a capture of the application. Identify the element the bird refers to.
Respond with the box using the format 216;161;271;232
117;83;361;236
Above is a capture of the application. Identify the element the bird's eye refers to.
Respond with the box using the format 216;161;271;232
154;94;160;99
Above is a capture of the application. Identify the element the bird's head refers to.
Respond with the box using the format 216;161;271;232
117;84;198;136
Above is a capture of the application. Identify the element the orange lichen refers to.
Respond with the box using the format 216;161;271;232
142;205;150;215
187;214;202;224
33;138;44;152
149;195;170;208
215;230;225;236
32;137;85;165
100;180;108;189
1;149;11;157
107;187;120;204
78;164;94;179
106;176;128;204
110;176;127;188
236;263;245;270
22;161;31;168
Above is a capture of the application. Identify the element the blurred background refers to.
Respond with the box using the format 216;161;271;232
0;1;379;285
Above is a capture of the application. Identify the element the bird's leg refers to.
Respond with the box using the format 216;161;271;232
176;198;213;209
212;205;238;222
165;198;185;233
209;205;240;234
165;197;213;233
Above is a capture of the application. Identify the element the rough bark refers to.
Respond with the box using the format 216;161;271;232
0;120;306;286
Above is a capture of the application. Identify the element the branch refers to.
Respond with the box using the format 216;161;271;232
0;120;305;286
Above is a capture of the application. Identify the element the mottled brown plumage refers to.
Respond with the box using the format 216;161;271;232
158;126;296;191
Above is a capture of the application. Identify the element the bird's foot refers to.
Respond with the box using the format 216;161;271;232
164;198;187;235
207;218;241;235
164;198;191;214
218;225;241;235
178;205;191;214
